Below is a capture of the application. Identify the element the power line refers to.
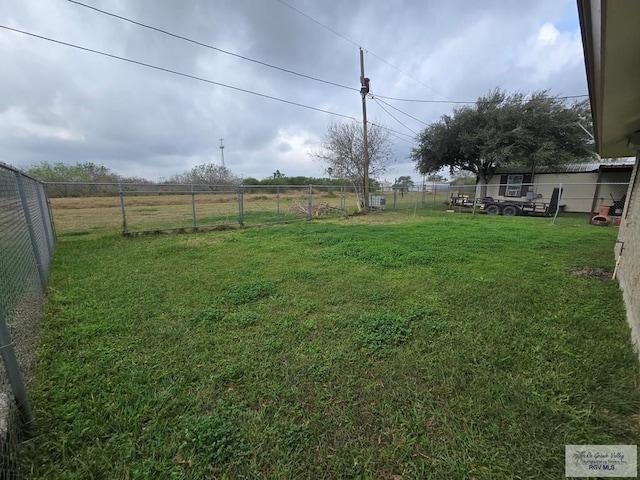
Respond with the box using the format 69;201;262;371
372;98;418;136
273;0;450;100
372;96;429;127
374;93;589;104
67;0;359;93
274;0;360;48
364;50;452;101
0;25;358;121
368;121;415;144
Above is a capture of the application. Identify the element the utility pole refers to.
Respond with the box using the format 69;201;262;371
219;138;225;167
360;48;370;212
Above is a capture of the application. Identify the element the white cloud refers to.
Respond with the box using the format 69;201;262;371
517;22;583;82
0;106;85;141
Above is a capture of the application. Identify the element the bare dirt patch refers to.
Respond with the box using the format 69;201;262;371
569;267;613;279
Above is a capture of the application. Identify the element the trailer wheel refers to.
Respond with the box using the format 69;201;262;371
502;205;519;216
485;204;500;215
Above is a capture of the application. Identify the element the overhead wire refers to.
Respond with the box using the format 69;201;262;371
0;25;358;121
66;0;359;93
273;0;450;100
368;121;415;145
2;24;417;150
372;96;429;127
68;0;589;108
275;0;590;105
373;93;589;104
274;0;360;48
371;98;418;136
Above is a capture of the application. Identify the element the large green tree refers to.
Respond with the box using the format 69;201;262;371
410;89;595;196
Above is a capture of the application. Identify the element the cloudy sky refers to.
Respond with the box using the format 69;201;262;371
1;0;588;183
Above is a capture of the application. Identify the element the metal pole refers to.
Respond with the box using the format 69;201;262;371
276;186;280;222
15;174;46;290
238;185;244;227
0;308;34;436
46;194;57;243
191;184;197;232
308;185;313;220
433;180;437;207
118;184;128;235
472;182;479;216
360;48;370;212
35;182;53;258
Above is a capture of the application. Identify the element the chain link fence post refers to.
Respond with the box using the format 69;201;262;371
15;173;47;290
307;185;313;220
276;186;280;223
191;184;197;232
0;163;56;474
118;183;128;236
238;185;244;227
0;309;33;437
36;183;54;256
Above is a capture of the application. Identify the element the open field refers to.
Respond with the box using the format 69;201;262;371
21;211;640;479
48;191;455;237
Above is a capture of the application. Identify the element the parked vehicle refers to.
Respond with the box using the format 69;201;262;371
481;188;563;216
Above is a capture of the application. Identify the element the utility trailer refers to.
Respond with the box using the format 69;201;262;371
480;188;563;217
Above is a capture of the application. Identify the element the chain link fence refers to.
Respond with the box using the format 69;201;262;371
44;180;632;237
0;163;55;478
45;182;358;236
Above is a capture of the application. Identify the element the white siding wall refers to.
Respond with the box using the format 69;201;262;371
485;172;599;212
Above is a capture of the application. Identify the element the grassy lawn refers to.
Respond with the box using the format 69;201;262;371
21;211;640;479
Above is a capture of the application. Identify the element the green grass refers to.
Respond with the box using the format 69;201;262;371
21;212;640;479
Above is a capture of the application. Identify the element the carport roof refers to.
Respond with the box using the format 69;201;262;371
494;159;635;175
578;0;640;157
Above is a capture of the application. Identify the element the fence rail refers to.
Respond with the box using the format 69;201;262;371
0;163;55;477
45;182;357;236
43;180;632;237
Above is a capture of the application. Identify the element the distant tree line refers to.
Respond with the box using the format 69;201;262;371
24;161;354;187
25;161;148;183
24;161;363;197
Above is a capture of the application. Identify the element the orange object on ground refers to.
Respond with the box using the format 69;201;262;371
591;205;611;226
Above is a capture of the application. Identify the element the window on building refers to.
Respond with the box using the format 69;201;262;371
505;175;523;197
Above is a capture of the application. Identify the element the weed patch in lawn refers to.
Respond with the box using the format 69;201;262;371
357;310;412;355
192;307;225;324
180;409;248;468
225;280;276;305
224;310;259;327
